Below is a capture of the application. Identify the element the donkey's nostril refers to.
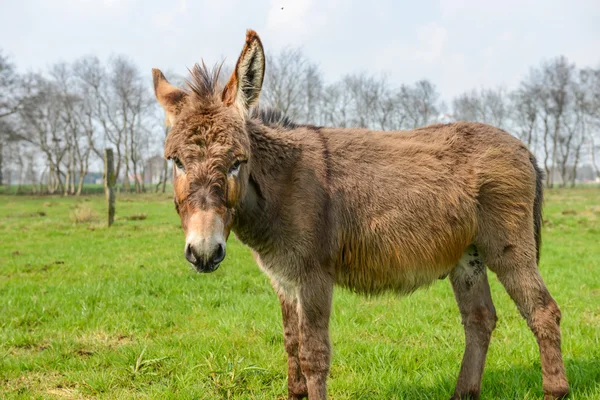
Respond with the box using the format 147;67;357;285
212;244;226;265
185;244;196;264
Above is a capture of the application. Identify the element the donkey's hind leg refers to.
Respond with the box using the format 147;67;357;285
450;246;497;400
486;249;568;399
474;151;568;399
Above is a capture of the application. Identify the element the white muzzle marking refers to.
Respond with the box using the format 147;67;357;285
185;211;226;264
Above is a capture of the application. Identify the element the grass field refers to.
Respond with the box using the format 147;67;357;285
1;189;599;399
0;184;107;196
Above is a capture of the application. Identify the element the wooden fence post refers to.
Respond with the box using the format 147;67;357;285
104;148;116;227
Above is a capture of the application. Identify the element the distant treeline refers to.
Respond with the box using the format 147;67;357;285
1;48;599;195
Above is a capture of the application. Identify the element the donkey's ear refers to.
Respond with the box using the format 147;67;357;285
152;68;187;126
222;30;265;115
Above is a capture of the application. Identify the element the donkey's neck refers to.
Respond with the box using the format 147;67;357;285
232;121;302;253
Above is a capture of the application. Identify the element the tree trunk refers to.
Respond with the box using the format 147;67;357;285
139;163;145;193
104;148;116;227
39;167;47;194
161;125;170;193
48;164;55;194
64;149;71;196
569;133;584;188
123;153;130;193
0;141;4;187
157;159;168;193
542;117;553;188
31;168;38;194
550;114;562;188
587;129;600;182
16;158;24;195
132;157;140;193
76;173;85;196
70;158;76;195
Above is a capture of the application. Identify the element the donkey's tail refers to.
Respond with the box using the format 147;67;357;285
530;154;544;265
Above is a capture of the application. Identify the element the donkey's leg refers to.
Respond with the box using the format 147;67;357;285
474;157;568;399
479;234;568;400
449;247;497;400
493;261;568;399
297;273;334;400
277;291;308;399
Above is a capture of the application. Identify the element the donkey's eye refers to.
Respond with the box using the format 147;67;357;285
173;157;185;171
228;160;242;176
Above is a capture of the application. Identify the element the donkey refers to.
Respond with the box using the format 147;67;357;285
151;30;569;400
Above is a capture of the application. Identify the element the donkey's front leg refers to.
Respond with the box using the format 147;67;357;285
277;291;308;399
297;273;334;400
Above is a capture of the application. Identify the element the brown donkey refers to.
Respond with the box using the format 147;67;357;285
152;30;568;400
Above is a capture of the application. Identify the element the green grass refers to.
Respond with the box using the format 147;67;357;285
0;184;174;196
0;184;106;196
0;189;599;399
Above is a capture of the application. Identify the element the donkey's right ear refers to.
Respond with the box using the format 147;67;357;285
152;69;187;126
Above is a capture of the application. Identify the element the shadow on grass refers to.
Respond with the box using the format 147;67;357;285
348;358;599;399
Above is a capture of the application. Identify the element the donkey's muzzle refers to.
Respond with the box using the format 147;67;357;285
185;243;226;273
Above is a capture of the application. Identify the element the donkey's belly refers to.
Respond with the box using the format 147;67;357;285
334;258;456;295
333;232;468;294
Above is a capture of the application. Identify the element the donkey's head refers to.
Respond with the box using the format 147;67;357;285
152;30;265;272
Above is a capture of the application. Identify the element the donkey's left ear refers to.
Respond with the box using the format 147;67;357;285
222;30;265;115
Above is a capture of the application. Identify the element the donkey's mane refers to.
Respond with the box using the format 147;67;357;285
185;62;224;101
250;108;299;130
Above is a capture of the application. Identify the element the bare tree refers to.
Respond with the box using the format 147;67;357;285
4;42;598;193
511;84;539;149
319;81;353;128
401;80;440;128
545;57;575;187
342;72;390;128
74;55;157;192
0;118;18;187
0;51;24;119
580;66;600;180
262;48;323;123
50;63;95;195
17;74;68;193
1;51;27;186
74;56;126;186
453;87;508;129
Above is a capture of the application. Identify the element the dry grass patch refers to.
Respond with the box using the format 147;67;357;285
124;213;147;221
75;331;134;351
71;206;98;224
46;387;86;400
3;372;77;396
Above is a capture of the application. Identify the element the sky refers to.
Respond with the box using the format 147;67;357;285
1;0;599;102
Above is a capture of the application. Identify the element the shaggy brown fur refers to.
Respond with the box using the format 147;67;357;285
152;30;568;400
